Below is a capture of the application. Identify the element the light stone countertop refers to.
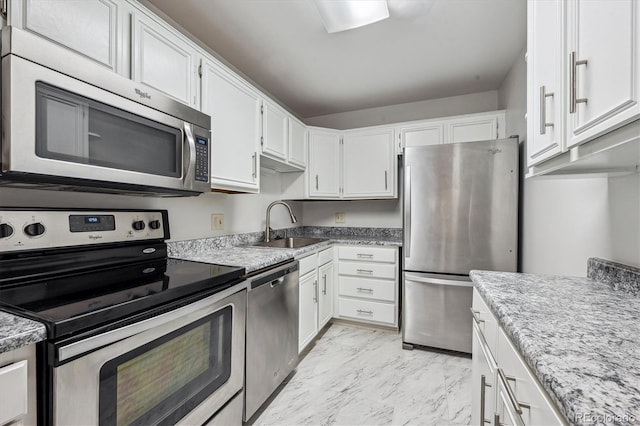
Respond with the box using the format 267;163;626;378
471;260;640;426
171;236;402;274
0;311;47;354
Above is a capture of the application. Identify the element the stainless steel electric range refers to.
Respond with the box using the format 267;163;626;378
0;208;247;426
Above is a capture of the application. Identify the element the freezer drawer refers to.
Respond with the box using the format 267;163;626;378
402;272;473;353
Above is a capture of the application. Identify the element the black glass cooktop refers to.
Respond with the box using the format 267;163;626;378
0;258;245;339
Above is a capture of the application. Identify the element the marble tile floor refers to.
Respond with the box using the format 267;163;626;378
251;323;472;426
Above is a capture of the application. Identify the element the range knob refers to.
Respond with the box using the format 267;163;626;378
0;223;14;238
132;220;146;231
24;222;45;237
149;220;161;230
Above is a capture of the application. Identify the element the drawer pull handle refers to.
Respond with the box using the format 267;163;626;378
470;308;485;324
357;253;374;258
357;287;374;293
480;374;492;425
357;269;373;274
357;309;374;316
497;368;531;416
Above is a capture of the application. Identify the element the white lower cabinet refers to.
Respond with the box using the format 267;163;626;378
336;246;398;328
298;247;334;353
472;288;566;426
0;345;36;426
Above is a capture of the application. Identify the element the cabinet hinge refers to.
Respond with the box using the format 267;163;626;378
261;105;264;114
198;64;202;78
496;120;499;138
1;0;6;18
260;136;264;146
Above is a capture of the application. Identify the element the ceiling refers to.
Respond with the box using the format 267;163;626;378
147;0;526;119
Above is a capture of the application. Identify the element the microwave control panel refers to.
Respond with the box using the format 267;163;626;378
195;136;209;182
0;210;169;253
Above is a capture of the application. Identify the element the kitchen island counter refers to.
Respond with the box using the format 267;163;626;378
471;258;640;425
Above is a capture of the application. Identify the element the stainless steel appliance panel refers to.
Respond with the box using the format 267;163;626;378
402;272;473;353
245;262;299;421
52;287;246;425
403;138;519;275
1;27;210;195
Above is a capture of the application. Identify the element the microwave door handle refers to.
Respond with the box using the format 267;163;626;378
183;123;196;189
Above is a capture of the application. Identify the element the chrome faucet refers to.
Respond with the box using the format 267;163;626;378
265;200;297;242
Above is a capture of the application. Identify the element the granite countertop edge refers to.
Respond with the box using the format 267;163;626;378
0;312;47;354
171;237;402;274
470;268;640;425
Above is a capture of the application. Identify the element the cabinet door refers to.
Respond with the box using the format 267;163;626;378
299;271;319;353
201;60;261;193
566;0;640;147
318;262;334;328
399;122;443;149
10;0;120;71
471;322;497;426
307;129;341;198
445;113;502;143
342;128;395;198
131;12;198;107
527;0;564;166
262;99;288;161
289;117;307;168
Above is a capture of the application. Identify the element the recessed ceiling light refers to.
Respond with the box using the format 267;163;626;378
313;0;390;34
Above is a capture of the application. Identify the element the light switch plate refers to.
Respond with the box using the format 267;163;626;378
211;214;224;230
335;212;345;223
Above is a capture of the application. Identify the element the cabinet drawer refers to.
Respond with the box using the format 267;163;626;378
338;246;396;263
317;246;334;266
339;276;396;302
298;253;318;276
497;329;565;426
338;261;396;280
472;288;498;358
0;360;28;425
338;297;395;325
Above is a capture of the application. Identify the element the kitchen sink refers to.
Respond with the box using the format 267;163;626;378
252;237;327;249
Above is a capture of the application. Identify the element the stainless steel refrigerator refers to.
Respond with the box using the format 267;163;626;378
402;138;518;353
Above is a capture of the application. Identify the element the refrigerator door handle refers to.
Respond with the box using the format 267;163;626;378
404;165;411;258
404;273;472;287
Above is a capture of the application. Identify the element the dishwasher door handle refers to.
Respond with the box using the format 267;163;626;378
270;277;285;287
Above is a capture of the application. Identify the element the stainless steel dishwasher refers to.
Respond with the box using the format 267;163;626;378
244;260;299;421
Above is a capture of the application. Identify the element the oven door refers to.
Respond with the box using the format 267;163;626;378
1;54;210;194
50;288;245;426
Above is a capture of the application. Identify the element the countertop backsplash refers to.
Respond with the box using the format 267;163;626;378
587;257;640;295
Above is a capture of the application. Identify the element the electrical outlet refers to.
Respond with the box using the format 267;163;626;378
335;212;346;223
211;214;224;231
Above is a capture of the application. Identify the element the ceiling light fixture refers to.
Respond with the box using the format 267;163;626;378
313;0;390;34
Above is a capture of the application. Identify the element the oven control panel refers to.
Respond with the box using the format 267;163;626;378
0;210;169;252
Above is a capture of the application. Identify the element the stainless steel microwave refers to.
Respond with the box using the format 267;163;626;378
0;27;211;196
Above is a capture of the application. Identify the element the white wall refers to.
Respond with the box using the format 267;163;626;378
498;48;640;275
304;91;498;129
303;200;401;228
0;170;302;242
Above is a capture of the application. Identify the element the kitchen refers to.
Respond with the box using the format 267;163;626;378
0;0;639;425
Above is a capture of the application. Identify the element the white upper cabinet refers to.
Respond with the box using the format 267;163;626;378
201;59;261;193
307;128;341;198
399;122;443;150
342;127;396;198
262;99;289;161
131;11;199;107
566;0;640;148
527;0;564;166
444;112;504;143
9;0;121;72
288;117;307;169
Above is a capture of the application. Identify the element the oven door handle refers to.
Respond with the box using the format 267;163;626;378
57;285;246;363
183;122;196;190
